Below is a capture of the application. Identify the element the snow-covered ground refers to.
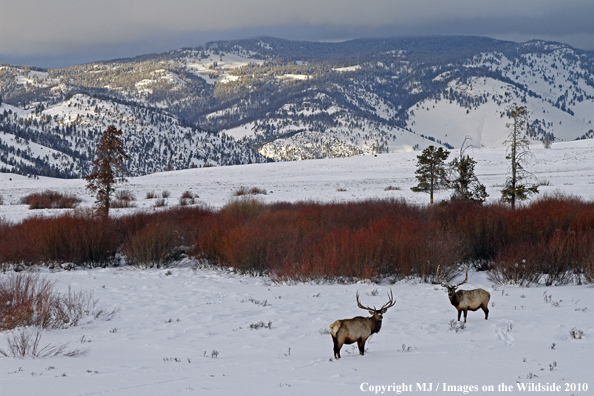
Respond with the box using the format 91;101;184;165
1;140;593;395
1;267;592;395
1;139;594;223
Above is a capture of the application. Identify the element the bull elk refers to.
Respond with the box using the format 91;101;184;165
329;289;396;359
437;266;490;323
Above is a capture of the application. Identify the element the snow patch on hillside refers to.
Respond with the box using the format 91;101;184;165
180;51;264;85
333;65;361;73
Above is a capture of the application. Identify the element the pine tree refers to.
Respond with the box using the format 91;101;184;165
85;125;128;216
543;134;552;149
501;105;538;209
449;137;488;202
411;145;450;204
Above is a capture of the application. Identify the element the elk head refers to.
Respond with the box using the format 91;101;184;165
436;265;469;299
356;289;396;321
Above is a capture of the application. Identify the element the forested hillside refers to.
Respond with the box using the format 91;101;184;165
1;36;594;176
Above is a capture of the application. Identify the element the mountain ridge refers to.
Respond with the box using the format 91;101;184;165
1;35;594;177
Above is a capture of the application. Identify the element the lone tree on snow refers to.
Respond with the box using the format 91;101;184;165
500;105;538;209
411;145;450;204
85;125;128;216
449;137;488;203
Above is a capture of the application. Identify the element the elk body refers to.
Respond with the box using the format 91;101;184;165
329;290;395;359
437;266;490;323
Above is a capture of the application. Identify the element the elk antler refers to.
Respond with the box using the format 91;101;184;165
357;289;396;313
379;289;396;313
437;265;469;289
356;291;374;311
454;266;469;288
436;265;450;287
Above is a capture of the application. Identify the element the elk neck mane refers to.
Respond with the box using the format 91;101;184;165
449;290;461;307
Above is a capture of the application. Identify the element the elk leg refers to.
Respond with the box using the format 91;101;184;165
457;310;462;321
357;339;365;356
482;304;489;320
332;336;342;359
334;348;341;359
463;309;468;323
332;335;341;359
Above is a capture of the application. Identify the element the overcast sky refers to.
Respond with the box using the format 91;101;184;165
2;0;594;68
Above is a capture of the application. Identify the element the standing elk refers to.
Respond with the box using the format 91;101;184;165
329;289;396;359
437;266;490;323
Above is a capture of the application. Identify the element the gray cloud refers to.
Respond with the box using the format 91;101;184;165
2;0;594;68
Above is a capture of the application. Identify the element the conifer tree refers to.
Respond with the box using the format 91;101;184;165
411;145;450;204
501;105;538;209
449;137;488;202
85;125;128;216
543;134;552;149
449;155;487;202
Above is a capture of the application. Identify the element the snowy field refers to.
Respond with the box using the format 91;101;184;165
2;268;592;396
1;139;594;223
1;140;594;395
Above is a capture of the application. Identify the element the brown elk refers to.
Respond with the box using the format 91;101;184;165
437;266;490;323
329;290;396;359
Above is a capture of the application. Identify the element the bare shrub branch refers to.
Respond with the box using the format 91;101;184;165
0;273;107;331
0;327;88;358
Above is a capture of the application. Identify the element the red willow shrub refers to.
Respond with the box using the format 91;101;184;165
192;198;461;282
0;273;56;330
275;217;461;283
0;209;119;266
487;243;542;286
193;203;302;275
433;200;508;264
1;194;594;284
21;190;82;209
489;228;594;285
118;206;216;267
486;195;594;284
0;273;99;332
123;226;182;268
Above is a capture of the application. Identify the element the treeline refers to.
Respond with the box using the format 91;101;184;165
0;125;83;178
1;195;593;285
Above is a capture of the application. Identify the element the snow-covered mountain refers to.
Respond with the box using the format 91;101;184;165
0;94;265;178
2;36;594;176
